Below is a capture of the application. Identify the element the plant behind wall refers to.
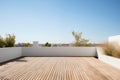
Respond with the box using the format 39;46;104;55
0;34;15;48
102;42;120;58
44;42;51;47
72;31;90;46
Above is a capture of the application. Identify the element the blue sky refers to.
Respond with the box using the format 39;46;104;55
0;0;120;43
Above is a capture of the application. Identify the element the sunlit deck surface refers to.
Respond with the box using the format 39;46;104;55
0;57;120;80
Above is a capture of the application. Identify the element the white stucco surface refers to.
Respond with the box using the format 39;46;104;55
97;47;120;70
0;47;97;63
0;47;22;63
109;35;120;46
22;47;97;57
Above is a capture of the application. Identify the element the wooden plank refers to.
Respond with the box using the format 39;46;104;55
0;57;120;80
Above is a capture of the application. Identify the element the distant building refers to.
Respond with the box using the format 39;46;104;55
33;41;39;47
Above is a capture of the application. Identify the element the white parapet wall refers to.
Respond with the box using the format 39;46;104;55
0;47;97;63
0;47;22;63
97;47;120;70
22;47;97;57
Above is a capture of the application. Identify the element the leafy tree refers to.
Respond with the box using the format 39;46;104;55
23;43;31;47
44;42;51;47
72;31;89;46
0;34;15;48
5;34;15;47
0;36;6;48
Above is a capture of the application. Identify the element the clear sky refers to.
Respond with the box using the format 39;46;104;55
0;0;120;44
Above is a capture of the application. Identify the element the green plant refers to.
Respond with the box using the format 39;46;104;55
0;36;6;48
23;43;31;47
5;34;15;47
0;34;16;48
72;31;89;46
102;42;120;58
44;42;51;47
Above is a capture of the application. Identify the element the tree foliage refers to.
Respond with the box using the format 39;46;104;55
0;36;6;47
23;43;31;47
0;34;15;48
44;42;51;47
5;34;15;47
72;31;89;46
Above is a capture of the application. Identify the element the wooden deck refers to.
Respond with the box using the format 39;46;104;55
0;57;120;80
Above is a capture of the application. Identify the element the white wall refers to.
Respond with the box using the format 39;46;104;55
109;35;120;46
97;47;120;70
22;47;97;57
0;47;22;63
0;47;97;63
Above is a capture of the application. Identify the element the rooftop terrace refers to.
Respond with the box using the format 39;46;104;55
0;57;120;80
0;47;120;80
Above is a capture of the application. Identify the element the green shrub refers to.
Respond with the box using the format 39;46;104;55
44;42;51;47
0;34;15;48
0;36;6;48
23;43;31;47
5;34;15;47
